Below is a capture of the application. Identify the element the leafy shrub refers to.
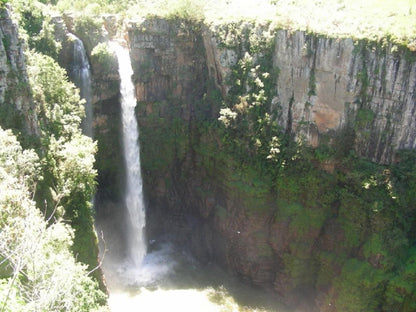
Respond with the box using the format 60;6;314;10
73;15;104;53
165;0;205;21
27;51;84;138
0;127;107;312
334;259;386;312
391;149;416;231
384;248;416;312
9;1;61;59
26;51;101;285
91;42;117;74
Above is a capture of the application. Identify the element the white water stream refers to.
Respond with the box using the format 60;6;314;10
95;43;289;312
112;42;147;268
68;33;93;137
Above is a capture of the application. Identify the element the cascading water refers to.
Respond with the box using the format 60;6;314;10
98;42;286;312
68;33;93;137
112;42;146;268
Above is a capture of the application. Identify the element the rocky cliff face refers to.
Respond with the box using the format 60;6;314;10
128;18;207;115
0;7;38;136
122;20;416;311
126;18;213;256
62;15;415;311
273;30;416;164
52;16;416;166
205;27;416;164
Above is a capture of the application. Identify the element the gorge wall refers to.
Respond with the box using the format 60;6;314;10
0;7;38;137
55;15;416;312
205;26;416;164
273;31;416;164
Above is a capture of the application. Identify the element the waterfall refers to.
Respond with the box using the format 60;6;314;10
112;42;146;267
68;33;93;137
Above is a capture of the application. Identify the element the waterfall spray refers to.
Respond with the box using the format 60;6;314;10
112;42;146;267
68;33;93;137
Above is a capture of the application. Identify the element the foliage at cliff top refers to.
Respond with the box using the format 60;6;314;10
206;0;416;47
20;0;416;50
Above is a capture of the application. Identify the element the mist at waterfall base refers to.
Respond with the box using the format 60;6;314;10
97;226;288;312
96;43;288;312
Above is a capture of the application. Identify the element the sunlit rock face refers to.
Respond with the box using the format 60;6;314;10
205;27;416;164
273;31;356;148
271;30;416;163
0;7;38;136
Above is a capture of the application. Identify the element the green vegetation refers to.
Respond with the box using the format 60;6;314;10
0;128;107;312
9;0;61;59
26;50;104;287
1;3;107;310
15;0;415;50
200;15;415;310
216;21;283;177
334;259;385;311
73;15;105;53
91;43;117;74
138;100;190;180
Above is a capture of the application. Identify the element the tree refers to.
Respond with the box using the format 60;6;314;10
0;127;108;312
27;50;102;283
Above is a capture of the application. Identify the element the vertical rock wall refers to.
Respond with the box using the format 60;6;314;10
128;18;207;113
203;27;416;163
272;30;416;163
125;21;416;311
0;7;38;136
126;18;212;255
